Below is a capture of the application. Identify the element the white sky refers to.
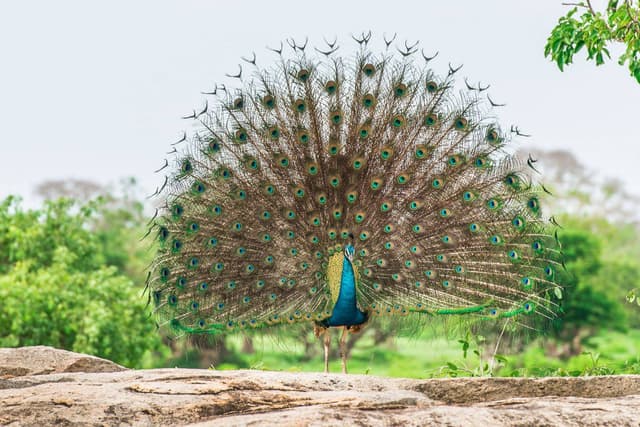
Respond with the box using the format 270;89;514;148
1;1;638;207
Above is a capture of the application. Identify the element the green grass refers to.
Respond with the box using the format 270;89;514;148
161;328;640;378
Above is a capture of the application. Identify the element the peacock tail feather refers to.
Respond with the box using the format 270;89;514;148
146;34;562;336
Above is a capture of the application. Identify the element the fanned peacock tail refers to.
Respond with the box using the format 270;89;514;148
146;34;562;336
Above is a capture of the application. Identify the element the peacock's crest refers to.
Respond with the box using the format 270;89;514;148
146;33;562;338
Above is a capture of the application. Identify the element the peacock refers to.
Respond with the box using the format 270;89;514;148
146;33;563;374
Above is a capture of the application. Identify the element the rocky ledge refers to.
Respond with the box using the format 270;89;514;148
1;346;639;426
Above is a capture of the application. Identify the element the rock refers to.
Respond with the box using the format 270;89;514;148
0;346;126;378
1;347;640;426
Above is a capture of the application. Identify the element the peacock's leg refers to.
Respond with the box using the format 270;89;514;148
323;328;331;373
340;326;348;374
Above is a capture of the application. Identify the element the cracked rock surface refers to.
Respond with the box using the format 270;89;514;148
1;346;640;426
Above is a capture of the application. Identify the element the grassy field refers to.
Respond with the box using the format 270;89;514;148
165;327;640;378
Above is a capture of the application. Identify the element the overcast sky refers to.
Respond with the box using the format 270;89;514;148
1;1;638;207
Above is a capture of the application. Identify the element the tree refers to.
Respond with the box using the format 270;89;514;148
545;0;640;83
0;196;166;367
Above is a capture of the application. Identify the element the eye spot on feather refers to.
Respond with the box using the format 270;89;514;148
158;226;169;242
527;197;541;215
297;68;310;82
391;114;406;128
454;117;468;131
325;80;337;94
175;277;187;289
532;240;544;254
523;301;535;314
297;129;310;145
188;257;199;269
167;294;178;306
171;204;184;220
262;94;275;109
462;191;477;202
362;93;375;108
396;173;410;185
486;127;501;144
180;159;193;175
232;97;244;109
424;112;438;127
426;80;438;93
393;82;407;98
362;63;376;76
469;223;480;233
521;277;533;291
293;186;306;198
384;224;395;233
207;140;221;155
486;198;502;210
268;125;280;140
294;99;306;113
235;128;248;143
380;146;394;160
512;215;526;230
370;177;383;190
330;110;343;125
159;266;171;281
504;173;521;190
489;235;503;245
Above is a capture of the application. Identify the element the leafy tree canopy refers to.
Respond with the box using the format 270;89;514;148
546;0;640;83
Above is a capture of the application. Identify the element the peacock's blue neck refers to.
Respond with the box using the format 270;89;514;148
324;256;367;327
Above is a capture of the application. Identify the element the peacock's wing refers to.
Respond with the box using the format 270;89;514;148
148;36;561;335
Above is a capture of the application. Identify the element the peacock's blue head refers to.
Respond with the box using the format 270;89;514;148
344;244;355;263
